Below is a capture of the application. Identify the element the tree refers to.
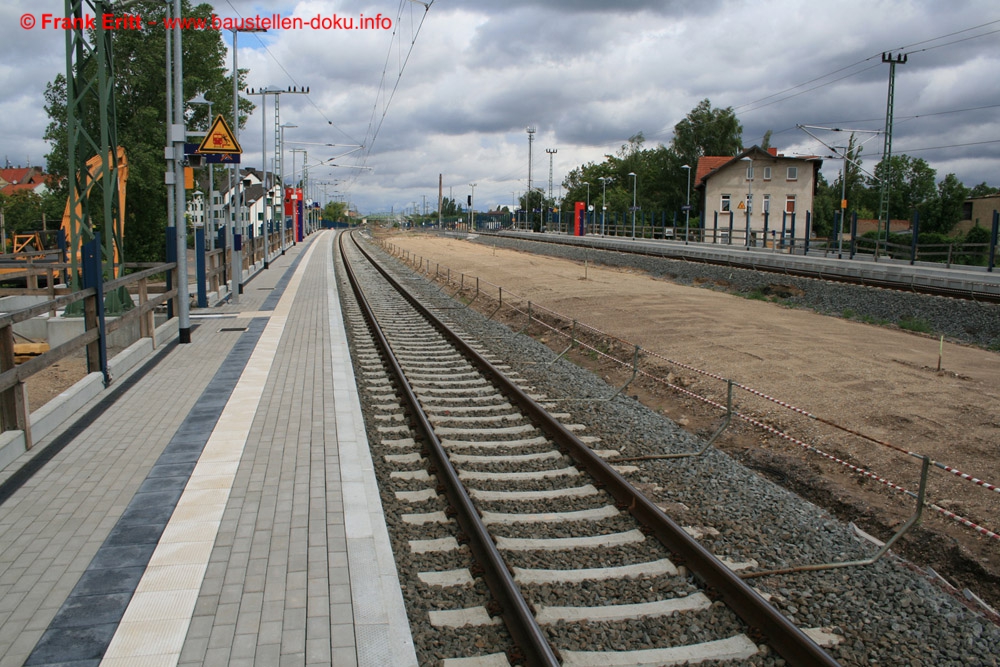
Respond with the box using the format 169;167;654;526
561;134;687;227
42;0;252;262
921;173;968;235
439;197;459;217
865;154;936;221
322;200;347;222
670;99;743;169
968;182;999;198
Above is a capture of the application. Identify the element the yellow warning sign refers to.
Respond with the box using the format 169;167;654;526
197;114;243;154
737;200;746;210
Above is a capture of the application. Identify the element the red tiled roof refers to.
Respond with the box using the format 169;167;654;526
0;168;32;186
0;182;44;196
694;156;731;187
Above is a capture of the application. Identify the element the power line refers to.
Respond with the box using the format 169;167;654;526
893;18;1000;53
734;18;1000;117
869;138;1000;157
356;1;435;172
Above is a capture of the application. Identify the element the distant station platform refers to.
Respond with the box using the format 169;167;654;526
0;231;417;666
493;230;1000;298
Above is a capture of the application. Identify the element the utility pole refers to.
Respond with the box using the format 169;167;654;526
877;52;906;260
837;146;848;259
526;126;536;230
546;148;557;232
245;86;309;266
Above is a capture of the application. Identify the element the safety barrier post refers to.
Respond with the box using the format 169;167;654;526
81;234;109;385
195;226;207;308
166;226;176;319
0;321;31;448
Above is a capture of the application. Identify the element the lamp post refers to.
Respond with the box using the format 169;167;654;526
836;146;847;259
628;172;637;238
741;156;752;248
598;176;609;236
584;182;591;231
681;164;691;244
469;182;477;230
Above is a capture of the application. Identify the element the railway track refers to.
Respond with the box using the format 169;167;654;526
478;231;1000;303
336;230;840;666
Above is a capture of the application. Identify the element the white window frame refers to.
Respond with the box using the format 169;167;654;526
763;166;772;181
746;166;754;180
785;195;796;214
787;166;798;181
720;194;731;212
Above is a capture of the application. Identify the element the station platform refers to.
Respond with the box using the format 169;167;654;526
0;231;417;666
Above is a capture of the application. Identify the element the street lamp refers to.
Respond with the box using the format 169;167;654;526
681;164;691;244
469;182;477;230
741;156;752;248
628;172;637;238
598;176;610;236
836;146;848;259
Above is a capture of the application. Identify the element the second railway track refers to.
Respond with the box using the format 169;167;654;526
336;230;841;666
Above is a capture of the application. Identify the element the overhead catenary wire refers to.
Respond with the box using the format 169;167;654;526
354;1;435;178
736;18;1000;117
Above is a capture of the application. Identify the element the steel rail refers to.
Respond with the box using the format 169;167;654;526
351;230;842;667
339;232;560;667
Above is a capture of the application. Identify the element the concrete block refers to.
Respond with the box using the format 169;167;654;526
29;372;105;442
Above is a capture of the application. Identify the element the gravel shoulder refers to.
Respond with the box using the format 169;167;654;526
383;230;1000;615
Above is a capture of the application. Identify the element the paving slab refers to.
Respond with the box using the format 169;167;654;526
0;232;415;667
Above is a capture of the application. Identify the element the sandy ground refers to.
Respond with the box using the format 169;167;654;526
383;230;1000;611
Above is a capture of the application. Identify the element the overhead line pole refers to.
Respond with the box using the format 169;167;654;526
877;52;907;261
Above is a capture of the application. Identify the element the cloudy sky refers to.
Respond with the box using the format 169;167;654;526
3;0;999;215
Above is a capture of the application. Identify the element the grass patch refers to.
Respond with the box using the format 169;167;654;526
898;316;933;333
858;314;889;326
842;308;856;319
745;288;769;301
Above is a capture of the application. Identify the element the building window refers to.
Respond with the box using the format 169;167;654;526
721;194;731;212
785;195;796;214
746;166;754;180
745;193;753;213
787;166;798;181
763;194;770;213
763;166;772;181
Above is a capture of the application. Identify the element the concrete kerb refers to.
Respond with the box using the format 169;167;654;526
0;317;180;474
